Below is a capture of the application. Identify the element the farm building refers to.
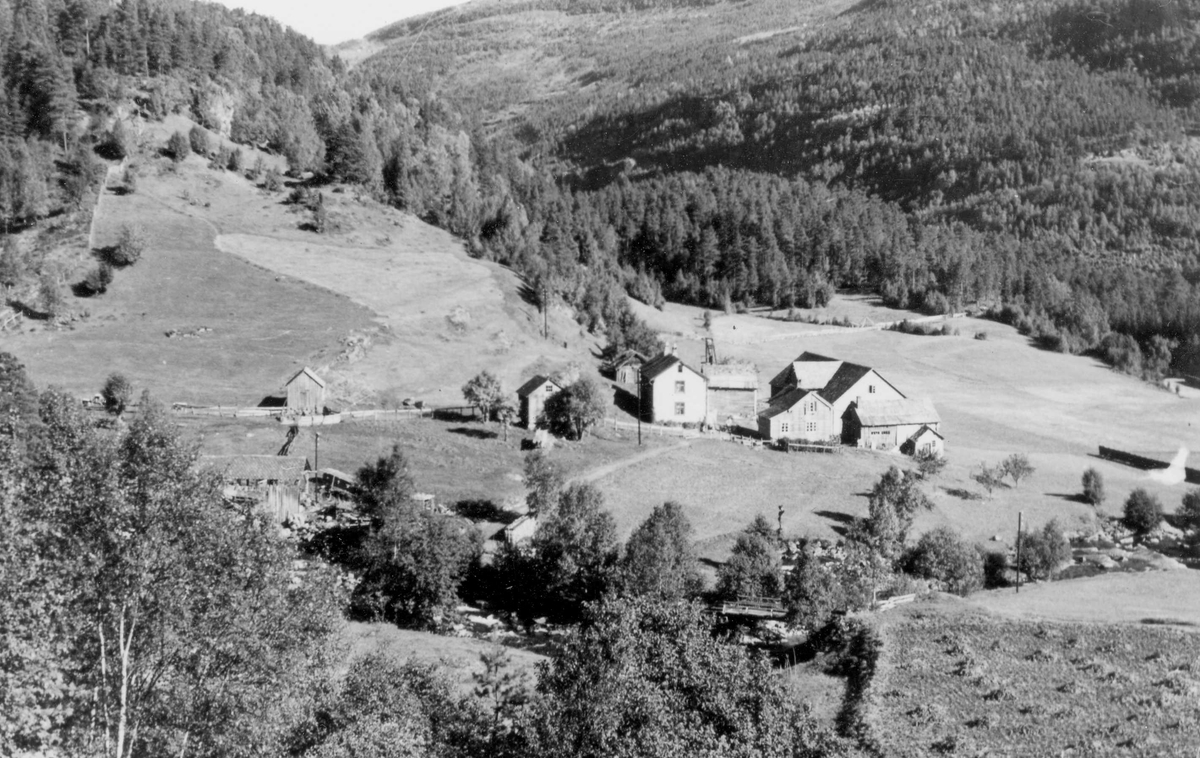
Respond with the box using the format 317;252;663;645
285;367;326;415
845;398;942;452
504;514;538;545
516;375;562;429
610;349;649;384
201;455;311;523
903;425;945;457
701;363;759;423
757;388;835;442
639;354;708;424
768;352;905;441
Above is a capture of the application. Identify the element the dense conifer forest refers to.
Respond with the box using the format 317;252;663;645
4;0;1198;372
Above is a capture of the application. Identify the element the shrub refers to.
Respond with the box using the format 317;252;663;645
974;331;988;340
98;119;129;160
166;130;191;162
1179;489;1200;532
903;527;983;596
82;262;114;295
1081;467;1105;507
211;144;232;171
1123;488;1163;535
101;372;133;415
188;125;210;156
1018;519;1070;580
38;273;63;317
263;168;283;191
228;148;244;173
109;224;147;266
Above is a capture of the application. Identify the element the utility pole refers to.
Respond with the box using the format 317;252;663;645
1015;511;1023;594
633;381;643;446
314;431;321;471
542;280;549;341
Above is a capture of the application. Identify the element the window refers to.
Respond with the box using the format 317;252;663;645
780;422;789;434
675;381;686;393
674;402;686;416
869;385;876;394
807;422;816;432
677;363;684;373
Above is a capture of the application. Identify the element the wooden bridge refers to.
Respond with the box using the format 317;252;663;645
712;596;787;619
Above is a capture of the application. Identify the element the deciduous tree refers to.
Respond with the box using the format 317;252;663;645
462;370;504;424
618;500;703;599
1081;467;1106;507
1124;488;1163;535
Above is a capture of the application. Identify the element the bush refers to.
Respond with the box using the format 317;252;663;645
1179;489;1200;532
974;331;988;340
109;224;147;266
228;148;244;173
263;168;283;191
166;130;191;162
1018;519;1070;581
82;262;114;295
903;527;984;596
101;372;133;416
1123;488;1163;535
188;125;210;156
1081;467;1105;507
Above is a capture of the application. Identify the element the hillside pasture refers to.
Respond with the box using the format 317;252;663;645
972;571;1200;628
872;596;1200;756
602;295;1199;556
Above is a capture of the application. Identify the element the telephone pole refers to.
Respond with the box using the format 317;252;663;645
1015;511;1023;594
314;431;321;471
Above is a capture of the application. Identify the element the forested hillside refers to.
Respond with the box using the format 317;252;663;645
352;0;1200;375
4;0;1199;372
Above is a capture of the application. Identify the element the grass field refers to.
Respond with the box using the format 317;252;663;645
972;571;1200;628
341;621;545;692
872;595;1200;756
180;412;672;512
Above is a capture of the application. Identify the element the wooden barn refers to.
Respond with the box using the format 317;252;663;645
903;425;945;457
845;398;941;452
516;375;562;429
702;363;759;424
201;455;311;523
639;354;708;424
610;349;649;384
757;388;834;442
768;352;905;442
285;367;326;415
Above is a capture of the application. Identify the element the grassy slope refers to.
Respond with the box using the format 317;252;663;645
6;114;601;406
873;595;1200;755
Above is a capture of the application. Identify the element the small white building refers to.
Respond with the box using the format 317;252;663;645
285;367;326;415
639;354;708;425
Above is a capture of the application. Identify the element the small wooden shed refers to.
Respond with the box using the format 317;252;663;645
286;367;326;415
516;375;562;429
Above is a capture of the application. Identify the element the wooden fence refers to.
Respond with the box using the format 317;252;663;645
784;440;840;454
1098;445;1200;485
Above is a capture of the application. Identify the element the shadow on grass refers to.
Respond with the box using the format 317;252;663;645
449;426;498;440
814;509;854;537
1142;618;1199;627
257;395;287;408
613;385;642;419
1048;492;1090;504
943;486;985;501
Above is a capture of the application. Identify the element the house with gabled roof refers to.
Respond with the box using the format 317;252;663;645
766;352;905;442
757;387;834;442
847;398;942;452
639;354;708;424
610;349;649;384
516;375;562;429
285;367;326;415
903;425;945;457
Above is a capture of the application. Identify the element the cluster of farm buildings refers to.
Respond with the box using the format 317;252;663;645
196;348;943;541
522;349;944;457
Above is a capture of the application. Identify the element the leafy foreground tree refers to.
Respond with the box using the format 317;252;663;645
1124;488;1164;536
289;653;488;758
618;500;704;600
462;370;504;424
902;527;984;596
520;598;837;758
1018;519;1071;581
849;466;933;562
529;482;619;621
1178;488;1200;532
356;443;416;526
0;391;343;756
716;514;782;600
542;376;606;440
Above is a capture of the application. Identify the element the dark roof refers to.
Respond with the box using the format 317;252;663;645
610;349;648;368
758;387;829;419
853;398;939;427
516;375;561;397
286;367;326;388
768;352;839;388
640;354;707;382
820;363;875;403
201;455;311;482
908;424;945;441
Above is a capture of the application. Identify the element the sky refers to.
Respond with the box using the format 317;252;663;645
210;0;474;46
